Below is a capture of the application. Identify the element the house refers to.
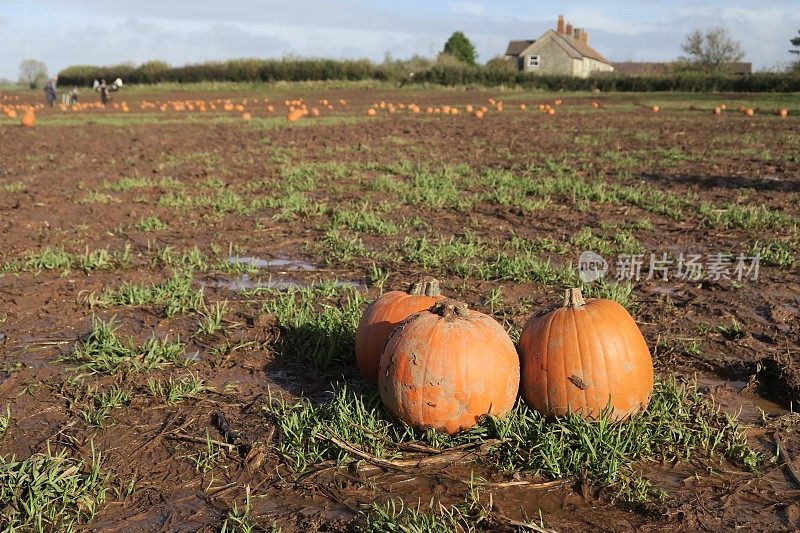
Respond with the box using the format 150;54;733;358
505;15;614;77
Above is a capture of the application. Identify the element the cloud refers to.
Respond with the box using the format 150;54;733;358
1;1;798;79
448;2;489;18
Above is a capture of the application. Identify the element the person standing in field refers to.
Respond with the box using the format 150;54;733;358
43;77;58;106
69;86;79;105
98;79;109;105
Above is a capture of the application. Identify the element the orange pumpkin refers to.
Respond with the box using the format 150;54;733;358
20;111;35;127
367;108;377;116
778;108;788;118
355;278;444;383
241;112;252;121
713;107;721;115
474;110;484;119
379;300;519;434
745;108;754;117
651;105;660;113
518;288;653;421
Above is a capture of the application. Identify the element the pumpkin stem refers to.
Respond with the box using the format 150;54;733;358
430;299;470;318
563;288;586;308
409;277;441;297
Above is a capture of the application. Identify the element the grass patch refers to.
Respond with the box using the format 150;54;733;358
0;446;107;531
361;488;492;533
3;245;132;274
700;202;790;230
92;269;205;316
265;378;759;502
147;373;204;405
104;175;183;192
261;283;365;369
332;205;398;235
321;229;370;264
133;215;169;231
65;317;188;376
750;240;794;268
0;406;9;438
0;181;25;192
72;384;132;427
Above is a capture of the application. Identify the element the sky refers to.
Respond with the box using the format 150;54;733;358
1;0;799;81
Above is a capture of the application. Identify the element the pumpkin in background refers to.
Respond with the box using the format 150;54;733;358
379;299;519;434
745;108;754;117
355;277;444;383
651;105;660;113
713;107;722;115
518;288;653;421
20;111;35;127
778;108;788;118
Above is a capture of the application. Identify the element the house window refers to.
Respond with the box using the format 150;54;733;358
528;55;541;68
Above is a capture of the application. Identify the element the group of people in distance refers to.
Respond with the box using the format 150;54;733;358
42;77;123;106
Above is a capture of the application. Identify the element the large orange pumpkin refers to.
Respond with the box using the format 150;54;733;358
518;288;653;421
355;278;444;383
379;300;519;434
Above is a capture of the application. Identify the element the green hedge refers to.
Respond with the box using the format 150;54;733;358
411;65;800;92
57;59;800;92
58;59;391;86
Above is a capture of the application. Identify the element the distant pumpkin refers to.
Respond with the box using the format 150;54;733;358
20;111;35;127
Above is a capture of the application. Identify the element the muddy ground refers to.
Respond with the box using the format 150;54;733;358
1;87;799;531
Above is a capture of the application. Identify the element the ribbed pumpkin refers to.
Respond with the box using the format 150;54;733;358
355;278;445;383
379;299;520;434
518;288;653;421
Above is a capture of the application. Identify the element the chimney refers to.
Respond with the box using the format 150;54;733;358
565;22;573;37
557;14;565;34
581;31;588;44
573;27;582;40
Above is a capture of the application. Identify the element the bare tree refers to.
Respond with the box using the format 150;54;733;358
18;59;49;89
681;27;745;72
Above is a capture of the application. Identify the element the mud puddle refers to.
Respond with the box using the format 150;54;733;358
695;373;791;425
205;274;365;292
208;255;364;292
228;256;316;271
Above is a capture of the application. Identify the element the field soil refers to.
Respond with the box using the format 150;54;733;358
1;86;799;531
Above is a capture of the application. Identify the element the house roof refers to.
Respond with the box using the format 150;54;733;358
548;30;610;64
506;30;611;65
505;40;535;56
